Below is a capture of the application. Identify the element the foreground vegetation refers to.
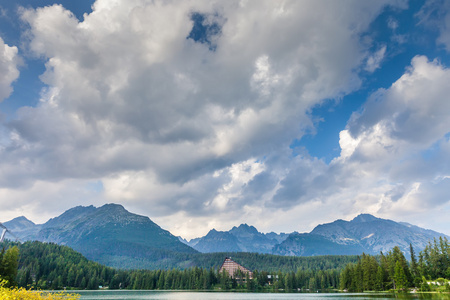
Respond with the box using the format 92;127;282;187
0;247;79;299
1;238;449;293
0;281;79;300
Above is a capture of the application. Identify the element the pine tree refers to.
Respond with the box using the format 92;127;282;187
375;266;384;291
353;261;363;292
339;264;353;291
409;243;420;287
394;261;407;291
80;277;87;289
245;272;254;291
308;277;316;291
67;267;76;287
157;270;165;289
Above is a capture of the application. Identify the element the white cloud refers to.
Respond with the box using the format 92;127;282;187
2;0;429;238
0;179;105;224
330;56;450;231
439;11;450;51
338;130;360;159
227;55;450;238
388;17;399;31
365;45;386;72
349;56;450;150
416;0;450;52
0;37;20;102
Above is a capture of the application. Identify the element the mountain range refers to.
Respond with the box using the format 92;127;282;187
179;224;292;254
3;204;448;269
181;214;447;258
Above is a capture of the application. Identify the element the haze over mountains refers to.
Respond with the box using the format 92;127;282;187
3;204;448;269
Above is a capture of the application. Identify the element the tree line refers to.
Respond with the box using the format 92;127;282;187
1;240;355;291
100;249;360;272
340;237;450;292
106;267;342;291
1;238;449;292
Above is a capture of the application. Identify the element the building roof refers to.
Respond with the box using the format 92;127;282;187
219;257;253;279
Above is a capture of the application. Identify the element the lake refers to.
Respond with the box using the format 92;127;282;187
71;290;450;300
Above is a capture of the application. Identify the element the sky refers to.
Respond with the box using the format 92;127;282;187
0;0;450;240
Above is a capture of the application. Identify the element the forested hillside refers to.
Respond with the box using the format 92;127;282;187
3;241;115;290
1;240;358;290
189;252;358;272
2;238;449;292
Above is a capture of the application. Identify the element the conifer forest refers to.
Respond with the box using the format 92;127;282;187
0;238;449;292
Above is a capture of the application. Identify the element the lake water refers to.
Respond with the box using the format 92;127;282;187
71;290;450;300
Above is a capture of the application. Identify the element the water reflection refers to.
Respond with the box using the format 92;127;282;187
70;290;450;300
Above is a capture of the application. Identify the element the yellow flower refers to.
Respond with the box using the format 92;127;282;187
0;284;80;300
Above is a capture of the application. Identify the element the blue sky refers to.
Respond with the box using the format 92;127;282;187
0;0;449;239
297;1;450;162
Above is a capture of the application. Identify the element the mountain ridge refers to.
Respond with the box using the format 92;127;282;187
4;203;197;269
3;208;449;268
274;213;448;257
183;213;448;257
182;223;292;254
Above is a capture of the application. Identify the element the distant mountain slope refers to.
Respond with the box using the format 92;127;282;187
193;229;242;253
266;231;291;244
187;223;291;253
229;224;278;253
4;216;41;241
3;207;448;265
4;204;197;269
273;214;448;257
272;233;366;256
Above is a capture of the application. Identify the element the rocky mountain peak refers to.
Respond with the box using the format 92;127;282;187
6;216;36;227
4;215;42;241
44;205;96;228
231;223;259;235
351;214;379;223
98;203;126;212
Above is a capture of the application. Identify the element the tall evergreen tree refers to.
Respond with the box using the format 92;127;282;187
375;266;384;291
394;261;407;291
410;243;420;287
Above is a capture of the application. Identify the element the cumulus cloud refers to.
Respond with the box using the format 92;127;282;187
348;56;450;150
6;0;444;238
226;55;450;237
329;56;450;228
0;178;105;224
0;37;20;102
